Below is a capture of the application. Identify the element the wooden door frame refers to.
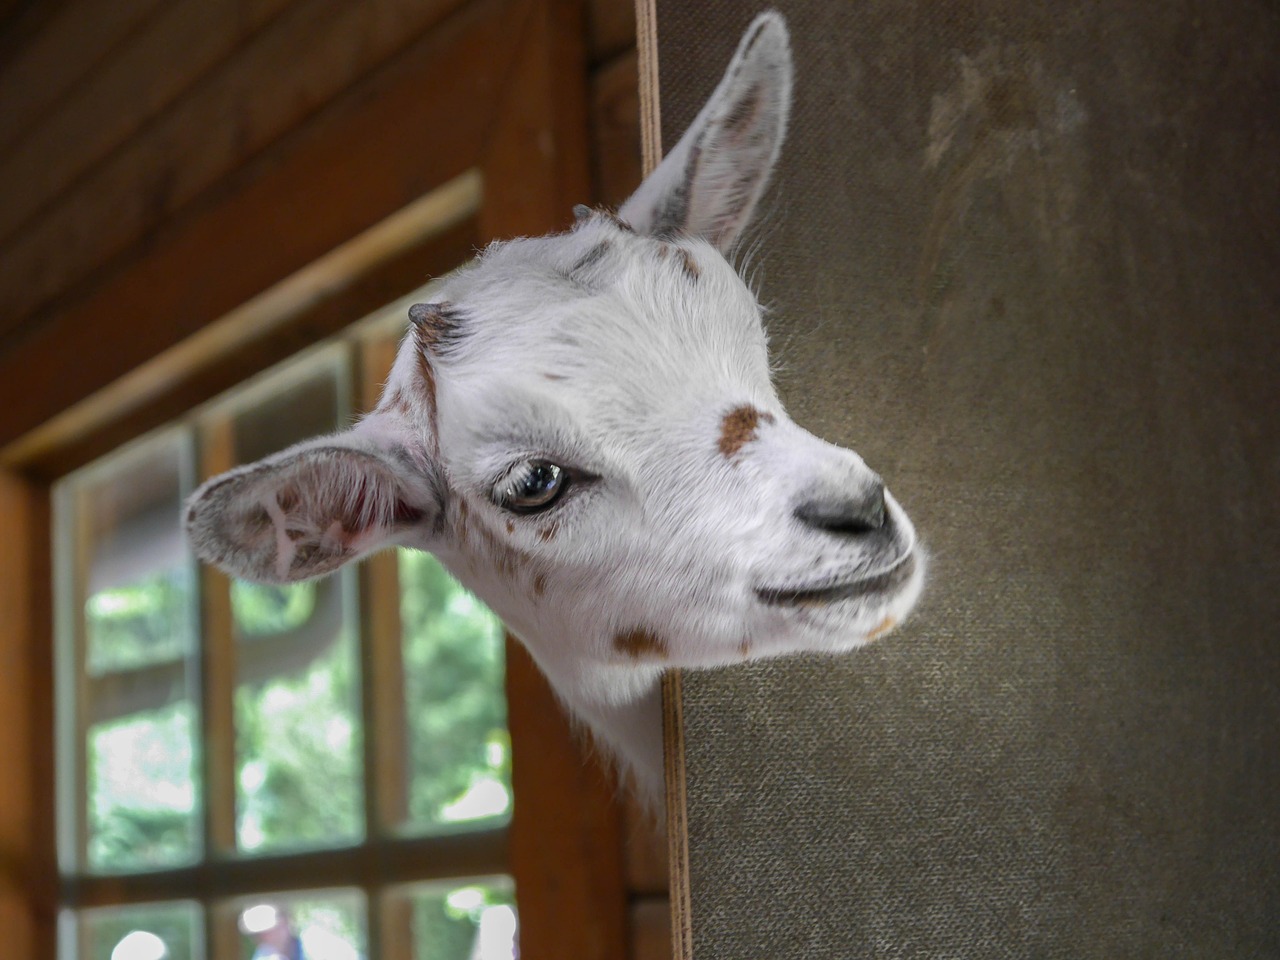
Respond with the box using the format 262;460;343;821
0;1;628;957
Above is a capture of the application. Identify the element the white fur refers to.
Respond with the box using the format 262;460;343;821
185;12;924;808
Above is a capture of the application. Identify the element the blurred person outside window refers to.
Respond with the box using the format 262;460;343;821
110;931;168;960
240;904;361;960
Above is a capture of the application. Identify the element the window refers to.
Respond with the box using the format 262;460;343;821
0;6;634;956
54;300;519;960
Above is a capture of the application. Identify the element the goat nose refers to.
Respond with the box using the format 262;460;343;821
794;481;886;536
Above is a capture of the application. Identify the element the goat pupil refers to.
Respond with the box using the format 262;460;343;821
523;464;556;495
509;461;563;510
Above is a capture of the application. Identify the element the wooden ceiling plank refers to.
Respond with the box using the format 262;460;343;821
0;0;167;153
0;0;471;336
0;0;298;246
0;0;526;450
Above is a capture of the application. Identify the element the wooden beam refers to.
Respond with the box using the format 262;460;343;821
0;0;473;332
490;8;629;957
9;3;631;957
0;0;166;153
4;174;481;479
590;48;642;208
631;897;674;960
634;4;686;954
0;470;36;960
0;470;55;960
356;336;412;833
0;0;296;247
586;0;635;65
0;0;523;449
61;828;510;908
505;643;628;960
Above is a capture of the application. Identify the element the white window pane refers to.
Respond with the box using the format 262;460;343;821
236;891;365;960
399;877;516;960
398;552;510;832
57;431;201;873
209;356;365;854
76;900;201;960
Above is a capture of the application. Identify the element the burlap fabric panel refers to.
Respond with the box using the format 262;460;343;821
655;1;1280;955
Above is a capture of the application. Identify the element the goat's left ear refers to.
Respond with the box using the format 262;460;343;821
621;11;791;252
185;420;439;584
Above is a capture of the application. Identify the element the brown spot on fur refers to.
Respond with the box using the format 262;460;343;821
738;638;752;657
538;521;560;542
446;497;551;589
413;343;437;422
677;247;700;280
867;616;897;641
532;572;547;597
410;302;466;437
471;514;536;583
718;405;775;459
454;497;471;543
613;628;669;660
543;373;568;382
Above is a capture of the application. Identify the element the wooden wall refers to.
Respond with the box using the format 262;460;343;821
0;0;664;955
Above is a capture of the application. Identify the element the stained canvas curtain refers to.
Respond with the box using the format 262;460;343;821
646;2;1280;955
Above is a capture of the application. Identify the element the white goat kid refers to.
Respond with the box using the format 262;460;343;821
186;12;924;806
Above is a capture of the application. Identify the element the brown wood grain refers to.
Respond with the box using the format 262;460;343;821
13;216;479;479
661;672;692;960
0;471;38;960
0;0;469;335
491;6;630;958
6;2;635;956
590;48;643;209
635;2;684;952
631;896;675;960
0;471;54;958
357;335;411;834
0;0;520;450
506;642;629;960
623;793;669;896
587;0;635;65
0;0;296;245
0;0;167;152
198;419;239;860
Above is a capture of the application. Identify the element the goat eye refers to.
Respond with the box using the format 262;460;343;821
497;460;567;513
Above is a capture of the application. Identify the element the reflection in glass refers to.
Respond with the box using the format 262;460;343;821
405;878;517;960
79;900;199;960
399;551;511;830
60;432;200;873
236;891;365;960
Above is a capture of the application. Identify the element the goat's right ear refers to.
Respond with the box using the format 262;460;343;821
621;11;791;252
185;424;440;584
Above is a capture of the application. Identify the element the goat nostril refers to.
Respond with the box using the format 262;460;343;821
795;483;886;536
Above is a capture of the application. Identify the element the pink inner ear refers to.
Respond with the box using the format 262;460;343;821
341;475;424;532
393;499;424;524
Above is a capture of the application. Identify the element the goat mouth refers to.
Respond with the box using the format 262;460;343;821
755;553;917;607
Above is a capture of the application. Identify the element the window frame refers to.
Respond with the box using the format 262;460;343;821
0;1;628;956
